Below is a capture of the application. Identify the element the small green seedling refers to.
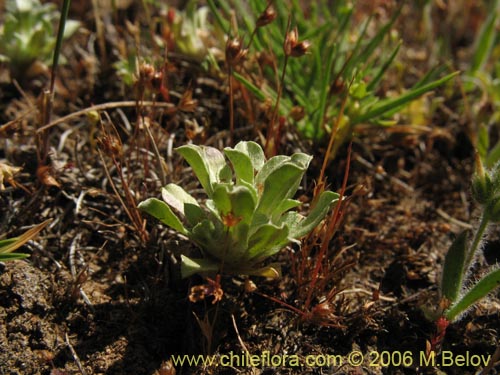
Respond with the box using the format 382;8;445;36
139;141;338;278
440;159;500;322
0;220;51;262
0;0;79;78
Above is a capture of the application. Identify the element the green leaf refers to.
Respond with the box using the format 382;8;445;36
224;148;254;184
184;203;205;226
445;268;500;322
235;141;266;172
254;155;289;188
212;184;232;215
275;199;302;217
441;231;469;303
176;145;226;197
247;223;289;261
212;184;256;225
290;152;313;169
190;219;225;259
290;191;339;239
161;184;199;216
138;198;188;235
229;186;257;224
256;163;306;217
180;254;220;278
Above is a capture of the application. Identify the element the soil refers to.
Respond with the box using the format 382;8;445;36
1;2;499;375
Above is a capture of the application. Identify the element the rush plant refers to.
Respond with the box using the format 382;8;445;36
138;141;338;278
208;0;457;155
440;158;500;323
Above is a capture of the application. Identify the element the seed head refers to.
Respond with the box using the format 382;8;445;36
256;6;277;28
284;27;310;57
225;38;248;67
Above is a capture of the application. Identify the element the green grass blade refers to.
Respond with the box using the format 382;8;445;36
445;268;500;322
50;0;72;94
485;140;500;168
206;0;231;35
366;41;401;92
353;71;459;124
0;253;30;261
470;1;499;74
233;72;267;101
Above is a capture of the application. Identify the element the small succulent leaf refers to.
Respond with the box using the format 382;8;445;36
224;148;254;184
138;198;188;235
161;183;199;215
290;191;339;239
176;145;226;196
256;163;305;217
441;231;469;303
255;155;289;189
235;141;266;172
180;254;220;278
445;268;500;322
247;223;289;260
184;203;206;227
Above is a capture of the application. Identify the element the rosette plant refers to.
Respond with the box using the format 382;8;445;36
139;141;338;278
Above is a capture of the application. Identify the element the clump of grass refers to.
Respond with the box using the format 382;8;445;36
208;0;457;156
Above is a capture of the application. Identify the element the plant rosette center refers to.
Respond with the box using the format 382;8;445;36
139;141;338;278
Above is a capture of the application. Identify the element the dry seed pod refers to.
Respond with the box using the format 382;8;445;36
284;27;310;57
226;38;248;66
256;5;277;27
